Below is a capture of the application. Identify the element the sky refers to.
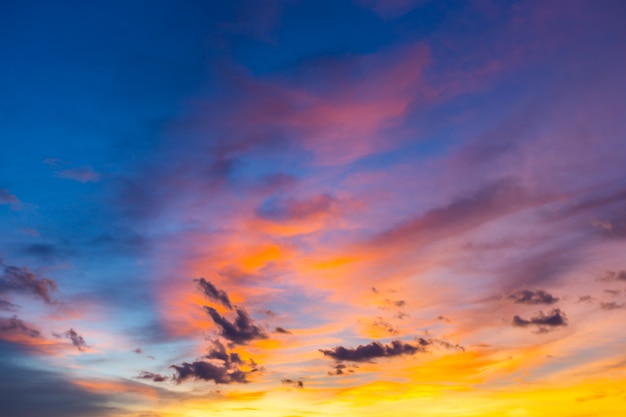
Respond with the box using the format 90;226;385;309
1;0;626;416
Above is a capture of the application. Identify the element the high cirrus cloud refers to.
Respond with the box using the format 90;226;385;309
507;289;559;305
195;278;233;310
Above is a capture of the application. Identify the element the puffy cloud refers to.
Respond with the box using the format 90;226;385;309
512;309;568;331
507;289;559;305
204;306;267;345
319;339;429;362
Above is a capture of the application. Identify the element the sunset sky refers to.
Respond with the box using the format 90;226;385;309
1;1;626;416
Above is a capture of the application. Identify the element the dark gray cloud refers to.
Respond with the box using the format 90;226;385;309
170;360;247;385
204;340;243;365
0;315;41;338
512;309;568;331
319;339;429;362
166;340;251;385
507;289;559;305
0;262;57;304
195;278;233;310
204;306;267;345
577;295;594;303
281;378;303;388
53;329;89;351
274;326;292;334
136;371;169;382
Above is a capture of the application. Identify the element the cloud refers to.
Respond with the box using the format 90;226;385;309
195;278;233;310
56;166;100;183
0;262;57;304
600;302;625;311
319;339;429;362
0;342;113;417
0;315;41;338
166;340;253;385
0;189;19;207
281;378;304;388
512;309;568;331
170;360;248;385
256;194;336;222
370;177;533;248
0;299;17;311
507;289;559;305
204;306;267;345
600;270;626;281
136;371;169;382
53;329;89;351
274;327;292;335
204;340;244;365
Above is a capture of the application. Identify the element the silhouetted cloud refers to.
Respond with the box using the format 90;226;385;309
507;289;559;305
53;329;89;351
195;278;233;309
170;361;247;385
204;340;243;364
281;378;304;388
274;326;292;334
133;348;143;354
0;262;57;304
136;371;168;382
204;306;267;345
577;295;594;303
320;339;429;362
0;315;41;338
512;309;568;331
